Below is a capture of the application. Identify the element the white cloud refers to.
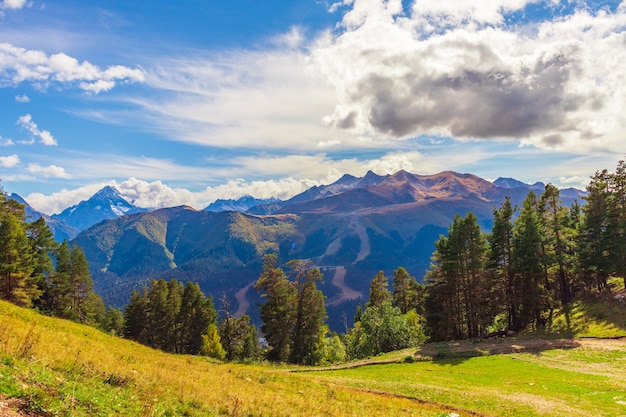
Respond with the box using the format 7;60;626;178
0;136;14;146
312;0;626;154
95;1;626;160
114;177;197;209
17;114;57;145
27;163;70;178
0;154;19;167
0;0;26;10
409;0;537;31
26;184;107;215
122;47;362;152
14;94;29;102
0;43;144;93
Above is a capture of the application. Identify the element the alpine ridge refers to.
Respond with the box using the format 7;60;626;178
68;170;586;331
52;185;147;233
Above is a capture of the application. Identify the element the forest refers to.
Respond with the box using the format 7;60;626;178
1;161;625;366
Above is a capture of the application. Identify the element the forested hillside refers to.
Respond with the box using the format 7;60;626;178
70;170;585;332
2;162;625;368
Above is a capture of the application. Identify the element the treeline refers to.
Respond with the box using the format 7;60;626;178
424;161;626;341
3;161;625;365
123;279;260;361
255;256;427;364
0;191;112;327
123;255;426;365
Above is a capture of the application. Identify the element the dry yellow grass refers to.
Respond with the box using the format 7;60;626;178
0;301;458;416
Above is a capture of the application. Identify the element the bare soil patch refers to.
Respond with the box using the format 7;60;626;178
417;337;626;359
0;396;38;417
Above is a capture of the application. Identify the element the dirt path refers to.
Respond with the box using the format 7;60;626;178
327;266;363;306
234;282;254;317
349;214;370;262
321;214;369;306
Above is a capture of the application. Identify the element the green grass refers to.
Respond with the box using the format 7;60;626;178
2;288;626;417
305;347;626;417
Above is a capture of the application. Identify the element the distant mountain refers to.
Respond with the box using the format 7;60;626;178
493;177;545;190
204;196;280;212
72;170;587;331
52;186;147;231
8;193;78;241
492;177;587;201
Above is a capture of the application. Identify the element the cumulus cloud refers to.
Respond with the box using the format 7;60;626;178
0;0;27;10
110;0;626;158
17;114;57;145
0;43;144;93
114;177;197;209
313;0;626;153
27;163;70;178
0;154;19;167
14;94;29;102
0;136;14;146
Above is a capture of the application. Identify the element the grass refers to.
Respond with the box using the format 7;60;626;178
0;300;457;417
2;284;626;417
305;345;626;417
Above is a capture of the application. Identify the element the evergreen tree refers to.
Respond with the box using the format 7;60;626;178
100;307;125;335
218;294;260;361
124;279;216;354
487;197;516;329
26;217;57;313
177;282;216;354
255;254;297;362
124;288;149;343
0;194;36;306
392;266;425;314
539;184;578;305
424;213;489;339
367;271;391;308
579;169;611;291
512;192;546;329
288;259;327;365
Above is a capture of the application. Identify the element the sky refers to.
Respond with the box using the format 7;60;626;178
1;0;625;215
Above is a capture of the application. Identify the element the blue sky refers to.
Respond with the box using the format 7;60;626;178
1;0;625;214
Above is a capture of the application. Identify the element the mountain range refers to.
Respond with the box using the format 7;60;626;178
9;170;586;331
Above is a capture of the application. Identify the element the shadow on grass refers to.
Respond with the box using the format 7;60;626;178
417;337;582;365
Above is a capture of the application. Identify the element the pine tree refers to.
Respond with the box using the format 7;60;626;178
579;169;611;291
367;271;391;308
219;312;260;361
177;282;216;354
392;266;416;314
539;184;577;305
255;254;297;362
425;213;489;339
0;195;36;306
288;259;327;365
26;217;57;313
512;192;546;329
124;287;149;344
488;197;516;329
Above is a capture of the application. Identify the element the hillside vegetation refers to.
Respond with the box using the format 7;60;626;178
0;301;455;417
2;297;626;417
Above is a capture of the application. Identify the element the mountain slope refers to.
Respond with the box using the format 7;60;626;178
8;192;78;241
52;185;147;231
204;195;280;212
73;170;587;331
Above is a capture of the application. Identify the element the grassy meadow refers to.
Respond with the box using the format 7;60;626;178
2;288;626;417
